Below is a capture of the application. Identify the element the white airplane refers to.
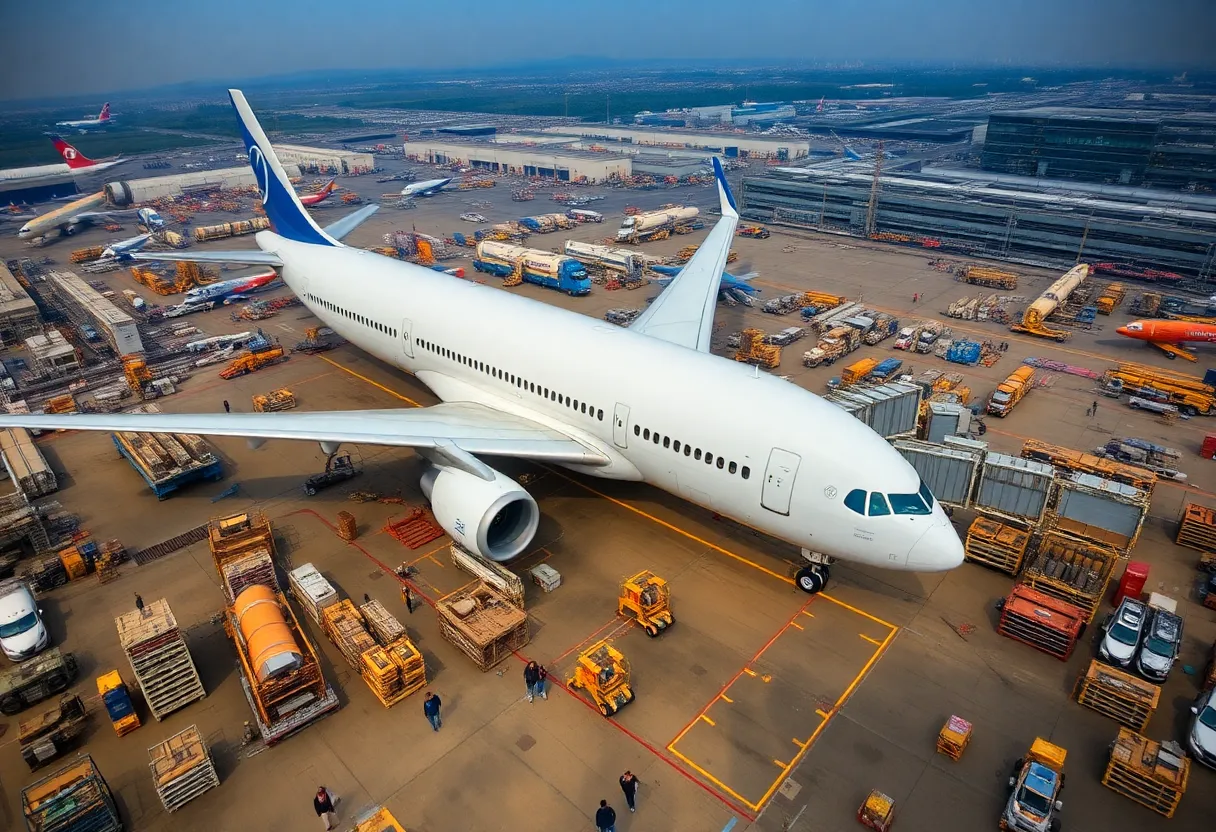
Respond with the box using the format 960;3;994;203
17;192;140;240
98;232;153;262
56;102;114;131
0;137;123;188
0;90;964;593
401;177;452;198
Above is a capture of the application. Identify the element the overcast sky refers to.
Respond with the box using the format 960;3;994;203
2;0;1211;101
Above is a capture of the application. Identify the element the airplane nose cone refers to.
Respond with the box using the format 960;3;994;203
1116;326;1130;336
907;521;965;572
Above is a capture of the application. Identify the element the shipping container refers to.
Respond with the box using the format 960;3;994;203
975;453;1055;523
1049;473;1150;551
925;402;971;443
894;439;981;508
827;382;920;439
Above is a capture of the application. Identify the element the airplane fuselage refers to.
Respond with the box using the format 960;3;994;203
266;231;956;572
1118;320;1216;344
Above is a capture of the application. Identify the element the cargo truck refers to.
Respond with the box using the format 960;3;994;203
988;366;1036;417
863;314;899;345
915;322;949;353
473;240;591;296
802;326;861;367
870;358;903;382
615;206;699;243
1002;738;1065;832
842;358;878;385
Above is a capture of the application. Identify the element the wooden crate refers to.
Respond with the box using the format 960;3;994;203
857;790;895;831
964;516;1031;575
208;511;275;570
436;581;530;671
449;543;525;608
147;725;219;813
936;715;972;761
115;600;205;721
1020;533;1120;623
1102;727;1189;818
1176;502;1216;554
1074;660;1160;731
359;600;405;646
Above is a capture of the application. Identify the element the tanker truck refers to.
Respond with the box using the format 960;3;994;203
474;240;592;296
563;241;641;276
615;206;700;243
1010;264;1089;342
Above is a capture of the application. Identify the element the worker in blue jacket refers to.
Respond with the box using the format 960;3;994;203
423;691;442;731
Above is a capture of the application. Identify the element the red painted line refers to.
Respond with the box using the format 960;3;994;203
548;615;632;665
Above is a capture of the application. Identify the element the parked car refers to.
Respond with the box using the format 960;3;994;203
1135;606;1183;682
1188;688;1216;769
0;579;49;662
1097;597;1148;669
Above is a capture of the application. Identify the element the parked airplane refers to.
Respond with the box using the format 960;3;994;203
56;102;114;131
0;137;123;188
401;178;452;198
97;233;153;263
17;191;140;239
178;269;280;305
1;90;964;593
299;179;338;207
1117;319;1216;361
649;264;760;305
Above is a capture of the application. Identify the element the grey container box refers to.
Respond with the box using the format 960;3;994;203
1051;472;1150;550
828;382;920;438
976;453;1054;523
927;402;971;444
894;439;981;507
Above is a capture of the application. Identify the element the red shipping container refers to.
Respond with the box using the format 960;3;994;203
1112;561;1149;606
1202;435;1216;459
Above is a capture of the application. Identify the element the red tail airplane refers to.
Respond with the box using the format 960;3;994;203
299;179;338;207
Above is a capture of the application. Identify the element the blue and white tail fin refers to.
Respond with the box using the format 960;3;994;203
713;157;738;220
228;89;339;247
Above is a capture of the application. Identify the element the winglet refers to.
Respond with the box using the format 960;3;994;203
227;89;338;247
713;157;738;219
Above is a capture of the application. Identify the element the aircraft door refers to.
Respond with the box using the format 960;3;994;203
761;448;801;516
401;318;414;358
612;403;630;449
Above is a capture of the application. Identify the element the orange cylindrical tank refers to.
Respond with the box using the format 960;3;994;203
234;585;303;681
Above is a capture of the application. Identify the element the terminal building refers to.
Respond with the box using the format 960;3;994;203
981;107;1216;191
269;144;376;175
634;101;797;128
402;139;632;183
741;165;1216;281
45;271;143;356
539;125;809;160
0;264;42;347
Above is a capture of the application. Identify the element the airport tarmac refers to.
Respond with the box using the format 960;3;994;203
0;165;1214;831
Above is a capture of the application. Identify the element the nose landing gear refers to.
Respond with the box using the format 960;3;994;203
795;550;833;594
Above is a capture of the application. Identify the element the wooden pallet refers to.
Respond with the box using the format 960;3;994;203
964;516;1030;575
1102;728;1189;818
148;725;219;813
1021;534;1120;623
936;715;972;761
1074;659;1160;731
383;508;444;549
1176;502;1216;554
132;524;208;565
997;586;1084;660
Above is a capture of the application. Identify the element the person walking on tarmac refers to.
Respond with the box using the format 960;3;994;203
313;786;339;830
423;691;442;731
619;771;639;813
223;400;230;413
595;799;616;832
524;661;542;702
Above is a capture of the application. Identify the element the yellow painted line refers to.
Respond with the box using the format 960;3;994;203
801;611;815;618
742;668;757;677
427;554;444;569
818;593;899;629
793;738;807;749
772;759;787;769
860;633;883;646
667;746;758;811
816;709;830;719
835;628;898;709
720;695;733;704
790;621;804;631
317;355;423;407
699;714;716;727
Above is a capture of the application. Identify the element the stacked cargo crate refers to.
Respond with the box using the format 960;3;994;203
1176;502;1216;570
963;517;1032;575
1102;728;1189;818
437;581;531;671
289;563;339;624
996;585;1085;660
22;755;122;832
148;725;220;812
321;595;426;707
115;599;206;721
1019;533;1120;623
1074;660;1160;731
450;543;526;608
209;511;275;570
220;548;277;604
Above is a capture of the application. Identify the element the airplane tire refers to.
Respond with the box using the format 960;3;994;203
795;565;828;595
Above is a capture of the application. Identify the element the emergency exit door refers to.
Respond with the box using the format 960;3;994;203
612;403;630;449
761;448;801;516
401;318;414;358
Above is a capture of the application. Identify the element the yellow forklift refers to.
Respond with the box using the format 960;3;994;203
567;640;634;717
618;571;674;637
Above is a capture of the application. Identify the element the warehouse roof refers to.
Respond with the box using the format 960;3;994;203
994;107;1216;126
404;138;630;162
0;263;38;320
47;271;135;327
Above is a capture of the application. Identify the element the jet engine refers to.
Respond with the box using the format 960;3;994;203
420;465;539;562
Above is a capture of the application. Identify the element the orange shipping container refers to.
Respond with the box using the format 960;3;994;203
235;585;303;682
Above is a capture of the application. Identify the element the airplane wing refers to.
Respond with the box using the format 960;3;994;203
129;250;285;267
73;209;139;223
627;158;739;353
323;204;379;241
0;401;610;478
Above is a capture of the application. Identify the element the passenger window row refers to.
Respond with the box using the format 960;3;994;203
415;337;604;422
632;423;750;479
843;482;934;517
307;293;397;338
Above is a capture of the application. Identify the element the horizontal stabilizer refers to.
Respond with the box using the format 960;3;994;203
323;204;379;241
128;250;284;267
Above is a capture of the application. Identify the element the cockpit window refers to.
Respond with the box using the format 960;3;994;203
844;489;866;515
868;493;891;516
887;491;931;515
1126;322;1142;331
919;481;934;506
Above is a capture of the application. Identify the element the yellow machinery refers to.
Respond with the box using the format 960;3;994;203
44;395;76;414
252;388;296;412
735;328;781;369
1010;263;1089;341
122;355;152;397
618;571;673;638
567;640;634;717
219;346;286;380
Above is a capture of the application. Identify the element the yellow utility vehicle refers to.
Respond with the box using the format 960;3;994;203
567;640;634;717
618;571;674;637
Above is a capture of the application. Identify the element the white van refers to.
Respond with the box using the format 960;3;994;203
0;579;48;661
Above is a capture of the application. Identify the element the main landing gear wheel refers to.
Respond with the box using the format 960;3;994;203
795;564;830;595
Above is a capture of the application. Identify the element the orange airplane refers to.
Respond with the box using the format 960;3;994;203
1116;319;1216;361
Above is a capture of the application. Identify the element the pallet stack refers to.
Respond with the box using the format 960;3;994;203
436;581;530;671
220;548;277;604
1074;660;1160;731
450;543;525;608
360;600;405;645
336;511;357;541
964;516;1031;575
996;585;1085;661
288;564;339;624
936;715;972;761
322;600;378;665
1020;533;1120;623
1176;502;1216;569
360;639;427;706
115;600;206;721
322;596;425;707
1102;727;1189;818
148;725;220;813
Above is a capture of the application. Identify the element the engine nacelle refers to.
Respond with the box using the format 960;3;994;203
420;465;539;562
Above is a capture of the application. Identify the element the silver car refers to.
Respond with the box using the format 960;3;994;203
1098;598;1147;669
1135;608;1182;682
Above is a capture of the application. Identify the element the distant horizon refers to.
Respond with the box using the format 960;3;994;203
3;0;1212;103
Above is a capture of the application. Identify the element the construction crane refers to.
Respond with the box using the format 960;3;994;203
864;141;885;239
